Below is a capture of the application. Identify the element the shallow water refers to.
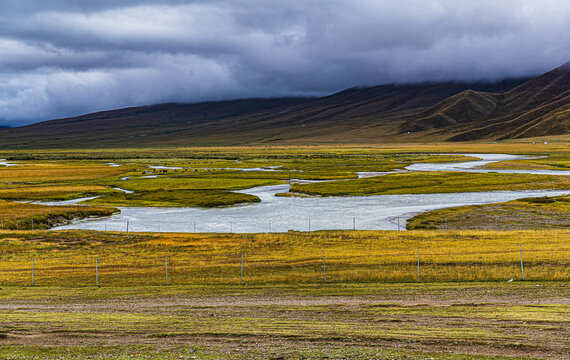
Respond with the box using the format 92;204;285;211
52;153;570;232
0;159;18;167
406;153;570;175
112;187;134;194
55;186;568;232
37;196;101;206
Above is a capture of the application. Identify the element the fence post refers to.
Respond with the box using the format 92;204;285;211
417;248;420;283
96;258;98;286
397;217;400;231
240;254;244;285
165;255;168;285
308;219;311;232
31;259;34;286
519;244;524;281
353;217;355;230
445;216;448;232
322;250;326;284
126;221;129;234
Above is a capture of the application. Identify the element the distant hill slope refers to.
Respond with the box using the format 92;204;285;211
1;64;569;147
404;90;501;132
445;62;570;141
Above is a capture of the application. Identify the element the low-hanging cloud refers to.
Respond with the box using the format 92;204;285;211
1;0;570;126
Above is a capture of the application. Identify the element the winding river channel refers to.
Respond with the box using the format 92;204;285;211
53;154;569;233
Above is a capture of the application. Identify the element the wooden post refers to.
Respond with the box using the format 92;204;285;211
96;258;98;286
519;244;524;281
353;217;355;230
165;255;168;285
417;248;420;283
445;216;447;232
308;219;311;232
126;221;129;234
240;254;244;285
193;222;196;233
322;250;326;284
31;259;34;286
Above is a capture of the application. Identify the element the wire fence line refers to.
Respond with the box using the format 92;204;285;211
1;245;568;287
46;215;569;233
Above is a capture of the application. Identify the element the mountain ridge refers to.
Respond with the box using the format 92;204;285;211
0;63;568;147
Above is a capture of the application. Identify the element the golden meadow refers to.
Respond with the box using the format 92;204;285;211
0;230;567;286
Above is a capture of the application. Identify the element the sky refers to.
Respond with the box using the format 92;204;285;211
1;0;570;126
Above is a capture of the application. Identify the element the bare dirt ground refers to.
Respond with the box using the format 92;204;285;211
0;282;568;359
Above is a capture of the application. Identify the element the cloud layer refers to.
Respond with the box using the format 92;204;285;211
1;0;570;125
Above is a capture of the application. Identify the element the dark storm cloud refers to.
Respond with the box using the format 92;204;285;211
1;0;570;125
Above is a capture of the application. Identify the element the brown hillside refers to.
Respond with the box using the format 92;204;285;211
0;81;521;148
448;62;570;141
404;90;500;132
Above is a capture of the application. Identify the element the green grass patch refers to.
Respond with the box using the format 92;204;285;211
408;194;570;230
88;189;260;208
290;171;570;196
109;176;282;192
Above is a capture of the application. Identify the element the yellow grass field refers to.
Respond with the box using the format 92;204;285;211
0;200;117;230
0;162;129;183
0;184;110;199
0;230;567;286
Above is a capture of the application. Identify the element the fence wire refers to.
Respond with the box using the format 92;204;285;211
1;245;568;286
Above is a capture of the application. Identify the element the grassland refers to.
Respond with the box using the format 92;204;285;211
0;200;117;230
0;151;499;209
289;171;570;196
0;184;115;201
0;143;569;359
89;189;261;207
408;194;570;231
0;230;567;286
0;230;568;359
0;162;130;183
